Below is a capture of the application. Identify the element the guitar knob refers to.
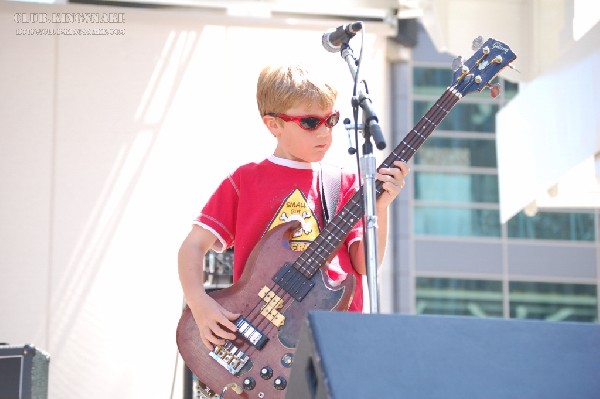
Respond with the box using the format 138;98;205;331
242;377;256;390
274;376;287;390
260;366;273;380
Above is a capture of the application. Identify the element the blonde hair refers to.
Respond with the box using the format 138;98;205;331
256;64;338;117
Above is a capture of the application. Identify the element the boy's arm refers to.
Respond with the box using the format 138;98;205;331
178;224;239;350
348;205;390;276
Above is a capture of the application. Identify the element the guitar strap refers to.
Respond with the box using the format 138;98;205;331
319;163;341;225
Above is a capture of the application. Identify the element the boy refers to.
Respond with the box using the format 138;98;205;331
178;64;409;351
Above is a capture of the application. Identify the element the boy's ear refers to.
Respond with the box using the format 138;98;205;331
263;115;281;137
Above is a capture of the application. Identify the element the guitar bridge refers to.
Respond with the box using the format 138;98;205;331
209;342;249;376
235;316;268;349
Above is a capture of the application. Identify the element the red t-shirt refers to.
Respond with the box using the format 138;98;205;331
195;155;365;311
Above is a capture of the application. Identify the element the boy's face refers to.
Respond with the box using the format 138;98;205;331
266;103;336;163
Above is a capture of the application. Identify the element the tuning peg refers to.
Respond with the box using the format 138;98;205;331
471;35;484;51
451;56;463;71
486;83;501;98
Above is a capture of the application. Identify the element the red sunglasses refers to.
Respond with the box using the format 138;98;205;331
267;111;340;131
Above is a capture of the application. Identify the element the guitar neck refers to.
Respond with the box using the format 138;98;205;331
293;87;462;277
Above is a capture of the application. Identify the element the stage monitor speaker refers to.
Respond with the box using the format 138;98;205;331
286;311;600;399
0;344;50;399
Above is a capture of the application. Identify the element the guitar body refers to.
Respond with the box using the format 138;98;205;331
176;221;355;399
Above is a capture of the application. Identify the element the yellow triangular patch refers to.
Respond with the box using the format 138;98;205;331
266;188;321;251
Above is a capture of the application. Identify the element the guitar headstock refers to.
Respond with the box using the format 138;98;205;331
451;36;517;97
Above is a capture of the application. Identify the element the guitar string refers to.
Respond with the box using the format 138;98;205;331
202;65;490;395
238;88;462;338
235;87;463;354
223;63;499;390
273;86;467;303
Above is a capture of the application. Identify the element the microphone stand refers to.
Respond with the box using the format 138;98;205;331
339;42;386;314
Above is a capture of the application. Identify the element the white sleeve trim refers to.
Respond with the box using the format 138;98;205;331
192;221;228;253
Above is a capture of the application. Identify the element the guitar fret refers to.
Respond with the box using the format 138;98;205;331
423;117;436;127
334;218;355;232
390;150;407;163
404;142;416;152
413;130;427;140
433;103;450;114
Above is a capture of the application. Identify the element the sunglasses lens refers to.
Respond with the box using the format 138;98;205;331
300;117;322;130
326;112;340;127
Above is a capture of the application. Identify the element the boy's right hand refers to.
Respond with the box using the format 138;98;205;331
189;293;240;351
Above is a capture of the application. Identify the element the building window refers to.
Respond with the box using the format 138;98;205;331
504;79;519;99
415;172;499;203
415;206;501;237
413;66;453;95
415;136;497;168
509;281;598;322
507;211;596;241
416;277;503;317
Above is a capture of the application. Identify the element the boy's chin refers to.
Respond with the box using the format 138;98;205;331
309;154;327;163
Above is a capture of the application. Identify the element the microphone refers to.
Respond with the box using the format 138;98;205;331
321;21;363;53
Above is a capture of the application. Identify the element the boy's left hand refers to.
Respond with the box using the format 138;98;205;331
376;160;410;207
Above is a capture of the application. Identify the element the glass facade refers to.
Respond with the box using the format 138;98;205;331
414;206;501;237
509;281;598;322
402;25;598;323
416;277;503;317
414;172;499;203
414;137;497;168
416;278;599;323
507;211;596;241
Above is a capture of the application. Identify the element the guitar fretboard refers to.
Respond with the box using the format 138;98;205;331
293;87;463;277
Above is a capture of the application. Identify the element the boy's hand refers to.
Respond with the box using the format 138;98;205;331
376;160;410;207
189;293;240;351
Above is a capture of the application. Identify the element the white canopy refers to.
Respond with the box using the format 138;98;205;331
496;20;600;222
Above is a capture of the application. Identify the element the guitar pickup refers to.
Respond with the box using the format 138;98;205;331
258;287;286;328
272;263;315;301
258;286;284;308
260;306;285;328
235;316;268;349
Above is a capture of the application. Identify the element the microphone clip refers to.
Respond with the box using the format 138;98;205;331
321;21;363;53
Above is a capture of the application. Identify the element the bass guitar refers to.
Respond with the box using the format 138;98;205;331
177;36;517;399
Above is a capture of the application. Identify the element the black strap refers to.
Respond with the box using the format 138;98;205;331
319;163;341;225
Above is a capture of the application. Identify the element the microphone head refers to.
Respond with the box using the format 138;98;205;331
347;21;363;34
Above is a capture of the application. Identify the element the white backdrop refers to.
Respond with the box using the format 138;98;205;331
0;2;391;398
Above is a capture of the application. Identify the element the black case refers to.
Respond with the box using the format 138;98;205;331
0;344;50;399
